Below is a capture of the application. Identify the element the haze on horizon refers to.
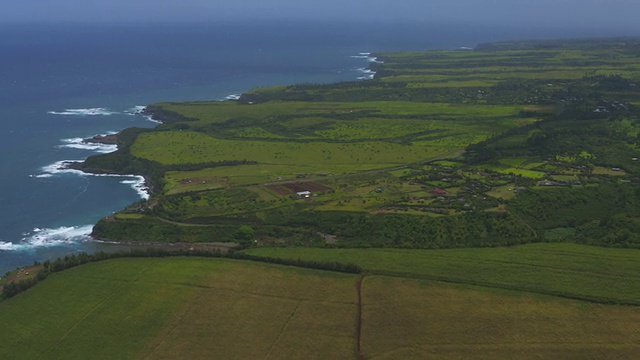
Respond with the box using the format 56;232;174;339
3;0;640;34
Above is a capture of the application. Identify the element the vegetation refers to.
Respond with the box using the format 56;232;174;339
79;37;640;250
7;36;640;359
6;36;640;358
0;258;358;359
244;243;640;305
2;254;640;358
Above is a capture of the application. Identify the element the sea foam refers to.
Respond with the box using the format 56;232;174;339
23;226;93;248
125;105;147;116
59;137;118;154
0;225;94;252
224;94;241;101
353;52;383;80
0;241;24;251
38;160;86;177
120;176;150;200
36;161;150;200
48;108;118;116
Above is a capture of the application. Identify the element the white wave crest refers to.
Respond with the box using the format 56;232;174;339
48;108;118;116
38;160;86;177
35;162;150;200
357;68;376;80
0;241;24;251
0;225;94;252
125;105;147;116
58;137;117;154
120;176;150;200
23;225;94;247
224;94;241;101
143;115;162;124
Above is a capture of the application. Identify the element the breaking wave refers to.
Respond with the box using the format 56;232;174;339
34;161;150;200
59;137;118;154
48;106;152;120
48;108;118;116
120;176;150;200
125;105;146;116
0;241;23;251
357;68;376;80
0;225;94;252
37;160;86;177
224;94;241;101
352;52;383;80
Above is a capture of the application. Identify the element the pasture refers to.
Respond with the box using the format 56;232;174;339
131;130;449;167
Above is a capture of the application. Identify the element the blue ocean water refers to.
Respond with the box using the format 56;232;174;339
0;21;636;275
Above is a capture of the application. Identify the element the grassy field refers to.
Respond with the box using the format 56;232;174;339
0;258;358;359
131;131;449;167
2;252;640;358
244;243;640;305
361;275;640;359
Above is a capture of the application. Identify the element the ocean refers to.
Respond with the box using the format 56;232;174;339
0;21;634;275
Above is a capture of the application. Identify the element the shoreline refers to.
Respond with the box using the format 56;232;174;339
92;238;239;251
64;51;378;246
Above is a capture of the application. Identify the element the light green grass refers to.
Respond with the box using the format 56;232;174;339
485;184;517;200
0;258;357;359
592;166;628;176
132;131;449;167
244;243;640;305
164;163;391;194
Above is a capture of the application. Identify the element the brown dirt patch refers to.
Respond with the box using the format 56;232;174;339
265;185;292;195
0;265;43;293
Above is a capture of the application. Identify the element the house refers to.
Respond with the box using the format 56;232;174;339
296;191;312;198
432;188;447;195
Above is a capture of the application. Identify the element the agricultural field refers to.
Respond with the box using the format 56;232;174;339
0;258;358;359
3;249;640;358
244;243;640;305
361;275;640;359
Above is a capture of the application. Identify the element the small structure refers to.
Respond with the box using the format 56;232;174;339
297;191;312;198
432;188;447;195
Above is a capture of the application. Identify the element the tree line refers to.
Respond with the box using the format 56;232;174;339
1;248;362;300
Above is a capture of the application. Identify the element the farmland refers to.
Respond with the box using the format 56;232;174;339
0;258;358;359
2;249;640;358
244;243;640;305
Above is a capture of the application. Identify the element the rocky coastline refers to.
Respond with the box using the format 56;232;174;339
82;133;118;145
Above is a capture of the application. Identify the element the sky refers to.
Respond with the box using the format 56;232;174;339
3;0;640;33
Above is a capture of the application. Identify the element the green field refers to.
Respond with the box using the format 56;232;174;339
132;130;449;167
2;252;640;358
244;243;640;305
0;258;357;359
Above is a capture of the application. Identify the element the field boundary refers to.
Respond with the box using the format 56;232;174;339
356;273;367;359
371;270;640;306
